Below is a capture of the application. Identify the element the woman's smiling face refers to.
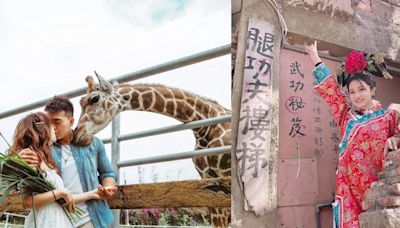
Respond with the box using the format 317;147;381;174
348;79;376;110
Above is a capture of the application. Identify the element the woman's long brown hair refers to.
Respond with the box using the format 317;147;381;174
11;112;58;172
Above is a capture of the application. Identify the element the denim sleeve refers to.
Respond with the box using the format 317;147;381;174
95;137;118;182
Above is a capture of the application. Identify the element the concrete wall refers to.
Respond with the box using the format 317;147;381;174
281;0;400;61
233;0;400;61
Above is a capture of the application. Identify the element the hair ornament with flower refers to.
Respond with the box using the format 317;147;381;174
337;50;393;87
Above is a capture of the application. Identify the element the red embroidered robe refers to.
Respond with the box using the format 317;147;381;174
313;63;400;228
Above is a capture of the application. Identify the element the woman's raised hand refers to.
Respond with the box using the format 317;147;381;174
304;40;322;65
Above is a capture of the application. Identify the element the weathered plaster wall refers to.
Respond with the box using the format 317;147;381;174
281;0;400;60
232;0;281;227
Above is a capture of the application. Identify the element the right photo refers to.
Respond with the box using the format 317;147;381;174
231;0;400;228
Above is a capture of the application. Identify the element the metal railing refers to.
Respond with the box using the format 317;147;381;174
0;44;230;119
119;145;231;168
0;45;231;227
102;115;231;144
0;212;26;228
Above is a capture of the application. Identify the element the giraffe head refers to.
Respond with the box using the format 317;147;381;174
73;72;120;145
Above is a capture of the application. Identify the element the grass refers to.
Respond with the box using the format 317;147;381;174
0;152;85;226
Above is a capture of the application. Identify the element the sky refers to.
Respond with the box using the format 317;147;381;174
0;0;231;184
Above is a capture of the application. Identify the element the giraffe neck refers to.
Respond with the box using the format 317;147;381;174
114;84;229;123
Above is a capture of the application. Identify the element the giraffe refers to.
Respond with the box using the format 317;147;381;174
72;73;231;228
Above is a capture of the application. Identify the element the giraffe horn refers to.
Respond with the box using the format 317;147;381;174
94;71;113;94
85;76;96;93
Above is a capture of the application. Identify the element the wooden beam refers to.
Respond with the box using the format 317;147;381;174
1;177;230;212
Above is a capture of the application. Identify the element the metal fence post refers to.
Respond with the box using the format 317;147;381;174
111;81;121;228
125;209;129;225
5;213;9;228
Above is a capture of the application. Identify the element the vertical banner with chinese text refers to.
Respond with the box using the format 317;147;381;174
235;18;274;216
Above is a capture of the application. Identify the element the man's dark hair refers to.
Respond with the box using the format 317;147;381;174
44;96;74;117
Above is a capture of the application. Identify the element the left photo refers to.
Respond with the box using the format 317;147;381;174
0;1;231;228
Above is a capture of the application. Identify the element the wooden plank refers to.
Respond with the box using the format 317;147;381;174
0;177;231;212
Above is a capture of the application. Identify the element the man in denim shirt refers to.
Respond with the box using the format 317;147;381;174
20;96;117;228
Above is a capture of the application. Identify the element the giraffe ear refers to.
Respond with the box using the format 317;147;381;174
94;71;113;94
85;76;96;93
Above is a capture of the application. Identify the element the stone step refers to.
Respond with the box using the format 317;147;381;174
370;180;386;188
386;176;400;185
362;198;385;212
359;208;400;228
365;185;387;199
389;183;400;195
384;149;400;170
378;196;400;207
380;166;400;179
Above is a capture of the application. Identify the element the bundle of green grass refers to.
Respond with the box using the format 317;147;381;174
0;152;85;224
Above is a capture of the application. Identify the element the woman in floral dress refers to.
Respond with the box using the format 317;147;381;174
305;41;400;228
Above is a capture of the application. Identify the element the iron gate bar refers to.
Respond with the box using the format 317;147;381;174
102;115;231;144
0;44;231;119
117;145;231;168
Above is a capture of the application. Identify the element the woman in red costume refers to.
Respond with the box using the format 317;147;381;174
305;41;400;228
